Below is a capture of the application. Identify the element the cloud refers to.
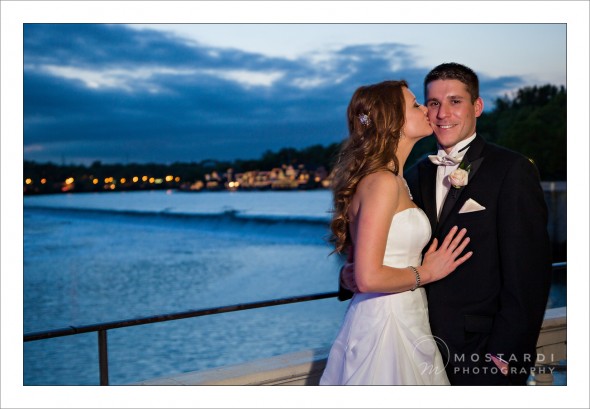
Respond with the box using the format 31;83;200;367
24;24;528;165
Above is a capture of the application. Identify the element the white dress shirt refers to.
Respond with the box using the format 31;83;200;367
435;133;477;219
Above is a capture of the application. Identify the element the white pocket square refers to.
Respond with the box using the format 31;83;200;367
459;198;486;214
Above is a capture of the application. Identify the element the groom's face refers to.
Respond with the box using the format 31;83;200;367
425;79;483;152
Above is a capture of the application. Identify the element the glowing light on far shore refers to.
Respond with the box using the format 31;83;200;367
120;178;126;184
149;177;155;183
65;177;74;185
174;176;180;182
93;178;99;184
133;176;139;183
165;175;173;182
142;176;148;182
41;178;47;184
25;178;33;185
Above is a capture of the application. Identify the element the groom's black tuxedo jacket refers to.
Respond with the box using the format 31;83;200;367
404;135;552;385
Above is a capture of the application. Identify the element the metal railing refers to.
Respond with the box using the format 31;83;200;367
24;262;566;385
24;291;339;385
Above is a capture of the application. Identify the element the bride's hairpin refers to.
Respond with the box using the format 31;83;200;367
358;113;371;127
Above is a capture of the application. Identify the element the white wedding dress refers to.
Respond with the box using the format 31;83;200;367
320;208;450;385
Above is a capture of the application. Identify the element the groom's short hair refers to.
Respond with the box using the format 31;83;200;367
424;62;480;103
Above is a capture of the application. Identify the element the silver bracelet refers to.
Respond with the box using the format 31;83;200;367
408;266;420;291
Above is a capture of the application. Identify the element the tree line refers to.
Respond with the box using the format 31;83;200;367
24;84;566;194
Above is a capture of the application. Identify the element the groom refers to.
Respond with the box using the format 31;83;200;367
340;63;552;385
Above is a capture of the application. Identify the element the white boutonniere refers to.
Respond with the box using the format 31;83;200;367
448;162;471;189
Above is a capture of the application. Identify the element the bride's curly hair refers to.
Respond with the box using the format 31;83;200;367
329;80;408;254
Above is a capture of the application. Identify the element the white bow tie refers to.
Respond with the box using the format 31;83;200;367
428;153;464;166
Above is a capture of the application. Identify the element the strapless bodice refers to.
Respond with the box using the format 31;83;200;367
382;207;431;268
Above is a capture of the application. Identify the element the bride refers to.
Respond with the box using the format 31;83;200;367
320;80;472;385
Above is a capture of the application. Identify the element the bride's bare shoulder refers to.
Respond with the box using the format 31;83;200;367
357;171;399;195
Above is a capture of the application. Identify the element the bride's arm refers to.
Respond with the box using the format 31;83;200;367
353;173;472;293
353;172;419;293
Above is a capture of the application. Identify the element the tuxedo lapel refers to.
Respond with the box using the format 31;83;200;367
437;136;486;229
419;160;438;233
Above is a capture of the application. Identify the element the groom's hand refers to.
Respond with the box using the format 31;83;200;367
490;355;510;376
340;256;358;293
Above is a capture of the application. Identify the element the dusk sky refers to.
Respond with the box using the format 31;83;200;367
20;22;568;165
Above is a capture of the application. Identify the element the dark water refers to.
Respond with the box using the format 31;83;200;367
23;196;566;385
23;206;348;385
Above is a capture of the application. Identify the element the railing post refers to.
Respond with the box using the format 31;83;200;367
98;330;109;385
